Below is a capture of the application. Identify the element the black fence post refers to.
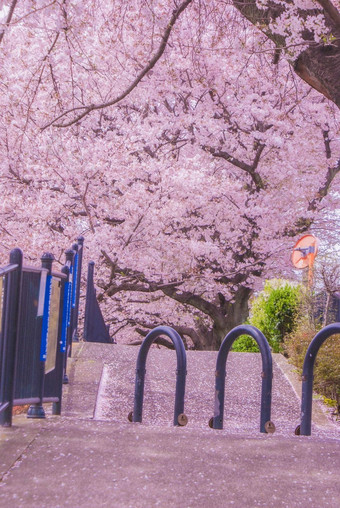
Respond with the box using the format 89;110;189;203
84;261;112;343
0;248;23;427
70;237;84;343
71;242;79;343
27;253;54;419
61;257;71;385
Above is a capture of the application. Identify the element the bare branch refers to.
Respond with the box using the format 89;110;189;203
42;0;193;129
0;0;18;46
3;0;57;27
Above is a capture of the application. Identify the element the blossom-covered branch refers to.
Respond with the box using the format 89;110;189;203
42;0;193;129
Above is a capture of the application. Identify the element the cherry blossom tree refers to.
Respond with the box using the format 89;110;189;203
0;0;339;348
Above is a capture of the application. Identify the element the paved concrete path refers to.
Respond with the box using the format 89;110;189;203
0;343;339;507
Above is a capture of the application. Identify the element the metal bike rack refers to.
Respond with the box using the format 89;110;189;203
295;322;340;436
129;326;188;426
210;325;275;433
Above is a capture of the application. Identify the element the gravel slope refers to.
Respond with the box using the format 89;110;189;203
93;345;339;439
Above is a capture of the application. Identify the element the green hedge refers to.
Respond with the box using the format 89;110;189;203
236;279;302;353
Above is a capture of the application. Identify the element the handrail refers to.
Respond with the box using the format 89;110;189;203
130;326;188;426
211;325;275;433
296;322;340;436
0;402;10;413
22;265;48;274
0;264;18;276
21;265;67;280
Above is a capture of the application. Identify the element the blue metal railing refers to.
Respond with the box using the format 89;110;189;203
211;325;275;433
0;239;84;427
70;237;84;343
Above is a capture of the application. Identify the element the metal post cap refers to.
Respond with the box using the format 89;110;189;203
41;252;54;261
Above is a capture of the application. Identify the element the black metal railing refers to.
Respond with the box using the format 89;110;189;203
129;326;188;426
296;322;340;436
210;325;275;434
0;237;84;426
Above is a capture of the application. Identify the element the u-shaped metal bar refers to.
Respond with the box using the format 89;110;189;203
132;326;187;426
212;325;273;433
298;322;340;436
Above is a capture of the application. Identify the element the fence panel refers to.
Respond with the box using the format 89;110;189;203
0;249;23;426
13;267;47;403
1;239;84;426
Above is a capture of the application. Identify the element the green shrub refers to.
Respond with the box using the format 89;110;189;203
249;279;302;352
232;334;259;352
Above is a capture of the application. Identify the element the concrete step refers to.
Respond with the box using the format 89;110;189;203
1;342;339;507
1;415;340;507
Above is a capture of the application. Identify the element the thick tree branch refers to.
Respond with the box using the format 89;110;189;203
285;153;340;235
316;0;340;30
129;334;176;349
104;280;181;297
169;325;202;349
131;321;201;349
232;0;340;109
309;158;340;210
202;144;266;191
42;0;193;129
160;285;222;323
100;253;226;327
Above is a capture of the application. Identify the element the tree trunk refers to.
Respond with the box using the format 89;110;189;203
193;286;253;350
